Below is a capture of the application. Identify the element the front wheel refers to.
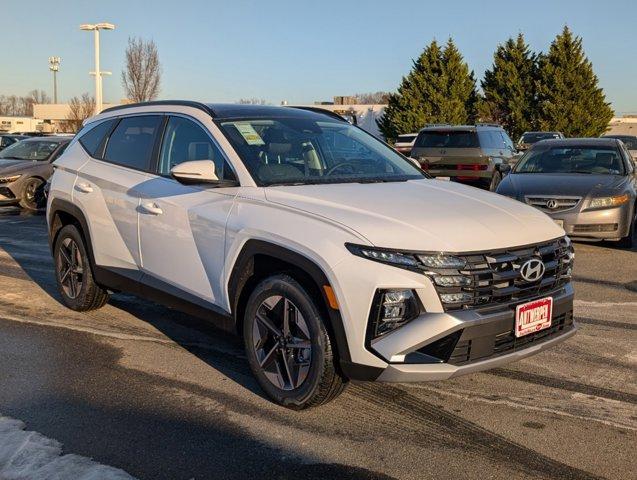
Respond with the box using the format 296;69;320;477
243;274;347;409
19;177;44;210
617;207;636;249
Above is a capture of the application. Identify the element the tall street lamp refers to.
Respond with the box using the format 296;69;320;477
80;22;115;114
48;56;61;104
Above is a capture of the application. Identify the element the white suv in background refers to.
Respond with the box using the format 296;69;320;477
47;102;575;409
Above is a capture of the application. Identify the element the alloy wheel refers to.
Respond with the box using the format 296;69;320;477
57;238;84;299
252;295;312;391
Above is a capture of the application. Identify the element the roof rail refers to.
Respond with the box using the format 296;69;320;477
289;106;349;123
425;123;452;127
476;123;501;128
100;100;215;117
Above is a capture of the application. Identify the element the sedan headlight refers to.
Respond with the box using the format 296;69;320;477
0;174;21;183
587;194;629;209
346;244;421;269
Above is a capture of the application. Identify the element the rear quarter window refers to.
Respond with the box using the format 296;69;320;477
79;119;117;158
103;116;163;171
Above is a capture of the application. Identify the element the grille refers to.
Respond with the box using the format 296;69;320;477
573;223;618;233
525;196;581;212
448;311;574;365
428;237;574;312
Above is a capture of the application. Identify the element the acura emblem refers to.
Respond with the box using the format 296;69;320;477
545;199;558;210
520;258;545;282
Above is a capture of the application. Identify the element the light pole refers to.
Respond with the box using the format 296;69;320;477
80;22;115;114
48;56;61;104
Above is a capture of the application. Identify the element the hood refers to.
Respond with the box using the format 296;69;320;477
0;159;36;176
264;179;563;252
501;173;628;197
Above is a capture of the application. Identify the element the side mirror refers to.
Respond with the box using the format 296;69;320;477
170;160;219;184
499;163;512;175
407;157;421;169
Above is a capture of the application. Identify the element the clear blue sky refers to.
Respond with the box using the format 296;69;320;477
3;0;636;113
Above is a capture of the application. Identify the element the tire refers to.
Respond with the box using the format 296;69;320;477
53;224;110;311
489;170;502;191
243;274;347;409
19;177;44;210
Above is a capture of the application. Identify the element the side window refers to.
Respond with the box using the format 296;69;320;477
104;116;162;171
500;131;515;150
158;116;235;180
79;119;117;158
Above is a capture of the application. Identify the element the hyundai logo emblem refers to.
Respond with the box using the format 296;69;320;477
520;258;545;282
545;199;558;209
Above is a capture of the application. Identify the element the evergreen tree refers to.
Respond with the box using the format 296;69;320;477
377;39;478;141
480;33;537;140
536;26;613;137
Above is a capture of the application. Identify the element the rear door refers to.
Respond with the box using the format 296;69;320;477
74;115;163;282
136;115;239;309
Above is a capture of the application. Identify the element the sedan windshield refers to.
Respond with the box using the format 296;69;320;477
514;146;625;175
217;118;426;186
520;132;561;144
0;140;61;161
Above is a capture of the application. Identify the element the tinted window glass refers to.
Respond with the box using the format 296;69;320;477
520;132;562;144
477;130;504;149
218;118;424;186
158;116;234;180
79;119;117;157
104;116;162;171
514;146;625;175
500;131;514;150
415;131;479;148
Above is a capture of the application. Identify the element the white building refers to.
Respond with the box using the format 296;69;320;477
33;103;120;133
0;116;44;133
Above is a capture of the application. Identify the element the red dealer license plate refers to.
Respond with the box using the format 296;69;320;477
515;297;553;338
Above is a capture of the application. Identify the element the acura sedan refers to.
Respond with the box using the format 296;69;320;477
497;138;636;247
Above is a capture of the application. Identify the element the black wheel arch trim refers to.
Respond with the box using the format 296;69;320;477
227;239;355;368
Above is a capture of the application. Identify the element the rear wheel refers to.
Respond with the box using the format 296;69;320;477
54;224;110;311
19;177;43;210
243;274;347;409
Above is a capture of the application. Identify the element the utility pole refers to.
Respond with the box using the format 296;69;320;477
80;23;115;114
48;57;61;104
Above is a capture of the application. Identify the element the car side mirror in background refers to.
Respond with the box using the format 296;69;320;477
170;160;220;185
500;163;512;175
407;157;421;169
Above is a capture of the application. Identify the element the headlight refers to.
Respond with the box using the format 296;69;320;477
0;174;21;183
433;275;472;287
418;254;465;269
346;244;420;269
587;194;629;209
369;289;420;338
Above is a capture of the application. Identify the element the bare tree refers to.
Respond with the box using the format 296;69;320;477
65;93;96;132
121;37;162;102
353;91;391;104
236;98;268;105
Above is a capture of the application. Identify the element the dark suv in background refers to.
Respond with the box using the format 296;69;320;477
410;124;517;190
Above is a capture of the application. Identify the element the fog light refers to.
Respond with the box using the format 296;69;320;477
433;275;472;287
369;289;420;338
440;292;472;304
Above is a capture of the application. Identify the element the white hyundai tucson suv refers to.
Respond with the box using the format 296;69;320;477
47;102;575;409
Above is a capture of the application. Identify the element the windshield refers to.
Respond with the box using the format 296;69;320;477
520;132;561;144
216;118;426;186
0;140;61;161
514;146;625;175
414;130;479;148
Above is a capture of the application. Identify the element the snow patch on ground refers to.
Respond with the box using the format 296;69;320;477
0;415;136;480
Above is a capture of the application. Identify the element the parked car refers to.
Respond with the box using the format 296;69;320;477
0;134;28;151
0;136;70;210
497;138;636;247
410;124;517;190
602;134;637;163
47;102;575;409
516;131;565;151
393;133;418;155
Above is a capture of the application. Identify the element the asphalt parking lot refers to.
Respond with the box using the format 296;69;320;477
0;206;635;480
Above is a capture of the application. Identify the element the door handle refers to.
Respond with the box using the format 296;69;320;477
140;202;163;215
76;182;93;193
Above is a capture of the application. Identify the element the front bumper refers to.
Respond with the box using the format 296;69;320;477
371;283;574;382
0;185;18;204
545;205;632;241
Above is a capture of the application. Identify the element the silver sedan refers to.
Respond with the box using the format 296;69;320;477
496;138;637;248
